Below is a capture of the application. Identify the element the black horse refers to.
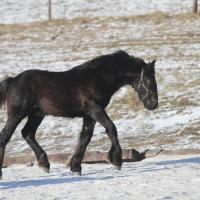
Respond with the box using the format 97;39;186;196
0;50;158;179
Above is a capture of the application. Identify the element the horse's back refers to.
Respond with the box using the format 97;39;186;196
6;64;113;118
5;70;78;116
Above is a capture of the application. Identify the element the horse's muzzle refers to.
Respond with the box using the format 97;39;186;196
145;103;158;110
144;96;158;110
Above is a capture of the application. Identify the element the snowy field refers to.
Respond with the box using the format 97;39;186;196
0;154;200;200
0;1;200;199
0;1;200;156
0;0;193;24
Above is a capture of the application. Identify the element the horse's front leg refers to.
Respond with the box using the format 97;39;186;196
69;116;96;174
86;101;122;170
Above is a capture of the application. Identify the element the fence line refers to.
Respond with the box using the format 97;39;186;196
193;0;198;13
48;0;52;20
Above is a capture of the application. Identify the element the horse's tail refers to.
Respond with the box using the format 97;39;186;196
0;77;13;108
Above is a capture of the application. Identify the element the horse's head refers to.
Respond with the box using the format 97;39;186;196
132;60;158;110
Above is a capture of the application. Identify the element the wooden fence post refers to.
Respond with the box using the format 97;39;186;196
193;0;198;13
48;0;52;20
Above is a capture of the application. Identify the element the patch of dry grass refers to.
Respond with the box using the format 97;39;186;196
169;96;198;107
0;12;199;36
1;10;200;154
178;126;200;137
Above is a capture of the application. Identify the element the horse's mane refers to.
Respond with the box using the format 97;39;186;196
70;50;145;75
72;50;131;71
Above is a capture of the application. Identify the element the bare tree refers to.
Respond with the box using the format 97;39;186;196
193;0;198;13
48;0;52;20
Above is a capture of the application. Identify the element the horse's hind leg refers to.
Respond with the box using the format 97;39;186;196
69;116;96;174
22;114;50;173
0;117;23;180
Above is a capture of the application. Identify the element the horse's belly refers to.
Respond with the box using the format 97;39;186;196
39;97;83;117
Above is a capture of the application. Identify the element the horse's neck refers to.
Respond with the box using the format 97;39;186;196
98;58;141;94
106;71;138;95
118;67;140;85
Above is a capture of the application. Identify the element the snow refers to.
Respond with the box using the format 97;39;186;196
0;154;200;200
0;0;200;160
0;1;199;198
150;107;200;131
0;0;192;24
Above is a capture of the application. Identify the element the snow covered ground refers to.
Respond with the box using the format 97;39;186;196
0;0;193;24
0;1;199;199
1;13;200;156
0;154;200;200
0;1;200;156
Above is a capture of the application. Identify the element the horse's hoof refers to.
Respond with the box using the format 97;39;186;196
0;176;2;180
70;171;82;176
38;160;50;173
39;166;50;173
113;165;121;171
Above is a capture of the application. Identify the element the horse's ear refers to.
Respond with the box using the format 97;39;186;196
147;60;156;73
150;60;156;68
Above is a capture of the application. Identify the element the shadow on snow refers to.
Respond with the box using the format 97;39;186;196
0;175;113;190
155;157;200;166
0;156;199;190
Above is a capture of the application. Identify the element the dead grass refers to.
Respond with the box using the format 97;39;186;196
178;126;200;137
1;11;200;154
0;12;199;35
1;11;199;66
169;96;198;107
